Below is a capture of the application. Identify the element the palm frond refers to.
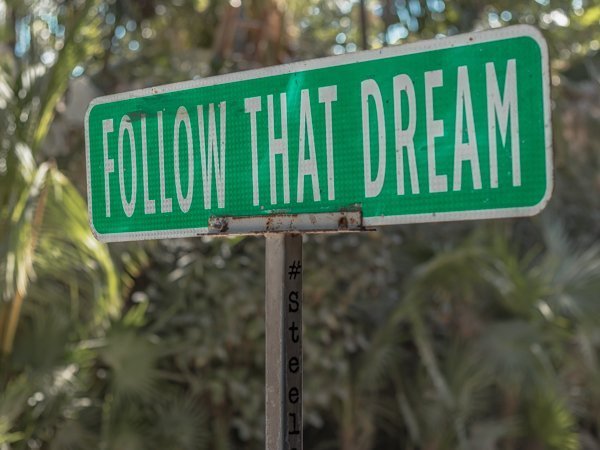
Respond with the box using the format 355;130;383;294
0;375;30;445
28;0;104;153
539;220;600;321
476;320;552;389
524;388;580;450
0;158;50;356
1;162;119;361
34;168;120;324
150;394;209;450
98;324;161;401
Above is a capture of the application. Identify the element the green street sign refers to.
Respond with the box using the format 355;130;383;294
85;25;551;242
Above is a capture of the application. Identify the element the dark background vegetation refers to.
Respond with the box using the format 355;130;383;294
1;0;600;449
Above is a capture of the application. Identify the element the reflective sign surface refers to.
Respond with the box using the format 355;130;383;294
85;25;552;242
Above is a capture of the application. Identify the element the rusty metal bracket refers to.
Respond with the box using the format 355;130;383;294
208;210;367;235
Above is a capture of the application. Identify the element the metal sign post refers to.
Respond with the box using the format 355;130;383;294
266;234;302;450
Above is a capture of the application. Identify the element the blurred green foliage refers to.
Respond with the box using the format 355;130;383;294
1;0;600;449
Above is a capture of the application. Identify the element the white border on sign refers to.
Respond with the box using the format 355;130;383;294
84;25;552;242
